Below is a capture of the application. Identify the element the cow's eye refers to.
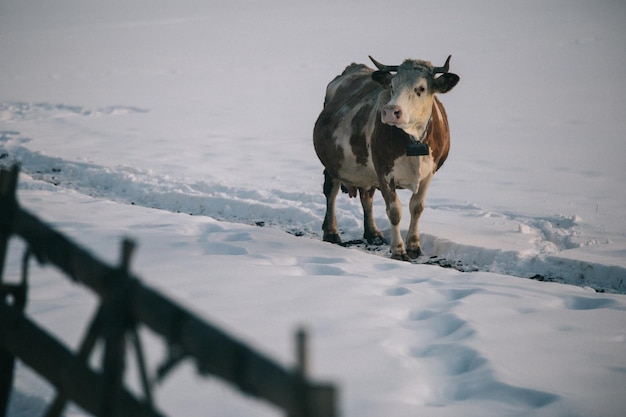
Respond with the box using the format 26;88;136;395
414;86;426;97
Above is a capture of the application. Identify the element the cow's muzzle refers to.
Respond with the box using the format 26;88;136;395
382;105;408;125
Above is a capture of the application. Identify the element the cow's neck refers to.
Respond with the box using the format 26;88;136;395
406;116;432;144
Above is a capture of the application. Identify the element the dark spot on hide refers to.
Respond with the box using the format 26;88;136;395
350;105;371;166
371;121;409;177
313;111;345;177
313;67;380;178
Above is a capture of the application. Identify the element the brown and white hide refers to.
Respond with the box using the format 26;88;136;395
313;56;459;260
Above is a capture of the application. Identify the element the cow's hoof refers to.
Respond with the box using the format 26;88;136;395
365;234;387;246
407;247;423;259
323;233;342;244
391;252;411;262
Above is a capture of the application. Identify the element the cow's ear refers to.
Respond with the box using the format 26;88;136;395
372;71;393;87
434;73;459;93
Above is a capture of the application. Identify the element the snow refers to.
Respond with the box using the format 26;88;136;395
1;1;625;416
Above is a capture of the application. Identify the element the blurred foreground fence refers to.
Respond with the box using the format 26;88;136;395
0;165;338;417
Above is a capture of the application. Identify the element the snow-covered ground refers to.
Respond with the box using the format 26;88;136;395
1;1;625;416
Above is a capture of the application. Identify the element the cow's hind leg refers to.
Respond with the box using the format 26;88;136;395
322;169;342;244
359;187;385;245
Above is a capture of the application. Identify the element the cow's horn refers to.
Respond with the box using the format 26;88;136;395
369;56;399;72
433;55;452;74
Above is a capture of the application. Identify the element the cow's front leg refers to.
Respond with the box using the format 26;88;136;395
380;178;408;260
406;175;433;258
359;187;385;245
322;169;342;244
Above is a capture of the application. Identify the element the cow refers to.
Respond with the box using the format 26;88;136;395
313;55;459;260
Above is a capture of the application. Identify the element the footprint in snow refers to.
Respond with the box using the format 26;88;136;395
301;264;347;276
299;256;351;276
411;343;487;376
410;337;559;409
385;286;411;296
437;371;559;407
562;295;619;310
409;311;475;340
441;288;482;302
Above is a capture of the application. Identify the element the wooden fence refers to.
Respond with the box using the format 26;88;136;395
0;165;338;417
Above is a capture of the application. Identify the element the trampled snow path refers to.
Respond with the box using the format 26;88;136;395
3;119;624;294
4;187;625;417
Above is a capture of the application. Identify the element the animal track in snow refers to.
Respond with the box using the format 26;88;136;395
385;287;411;296
2;129;625;293
408;310;475;340
441;288;482;302
408;309;438;321
403;291;559;410
562;295;620;310
411;343;486;376
301;264;347;276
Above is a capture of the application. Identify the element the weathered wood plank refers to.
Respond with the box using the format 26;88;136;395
0;301;164;417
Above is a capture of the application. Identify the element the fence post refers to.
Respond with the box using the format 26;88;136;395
0;165;20;417
290;327;309;417
295;327;308;378
0;165;19;282
291;328;338;417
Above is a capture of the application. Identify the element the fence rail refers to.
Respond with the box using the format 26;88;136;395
0;165;338;417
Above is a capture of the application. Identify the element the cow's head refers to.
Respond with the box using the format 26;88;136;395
370;56;459;136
